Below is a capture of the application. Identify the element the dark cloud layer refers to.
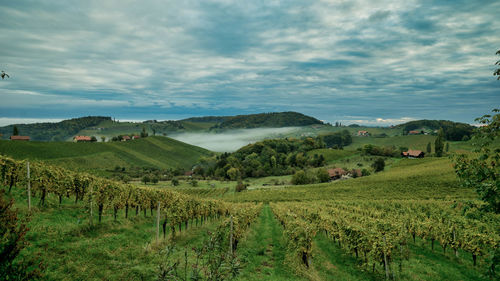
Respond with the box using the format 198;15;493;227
0;0;498;126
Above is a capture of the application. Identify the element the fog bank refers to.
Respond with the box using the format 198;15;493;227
169;127;301;152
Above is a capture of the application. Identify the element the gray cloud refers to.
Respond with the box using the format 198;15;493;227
0;0;498;125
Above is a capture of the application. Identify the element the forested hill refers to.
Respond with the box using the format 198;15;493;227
0;112;325;141
0;116;110;141
395;119;474;141
210;112;324;130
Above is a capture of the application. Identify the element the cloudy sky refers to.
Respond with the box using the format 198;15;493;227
0;0;498;126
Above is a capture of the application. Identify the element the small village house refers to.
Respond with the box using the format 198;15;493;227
408;130;422;135
73;136;91;142
122;135;131;141
328;168;347;180
10;135;30;141
357;130;369;136
402;149;425;158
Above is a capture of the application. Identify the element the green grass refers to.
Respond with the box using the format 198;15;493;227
350;135;437;151
7;187;222;281
236;205;303;281
0;136;212;175
225;158;475;202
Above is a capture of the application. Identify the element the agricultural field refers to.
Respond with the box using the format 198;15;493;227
0;136;212;176
1;134;498;281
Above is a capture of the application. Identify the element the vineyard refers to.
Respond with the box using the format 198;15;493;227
1;154;499;280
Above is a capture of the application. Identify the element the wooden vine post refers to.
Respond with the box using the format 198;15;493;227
27;161;31;211
89;185;93;226
229;215;233;255
383;235;390;280
156;202;160;241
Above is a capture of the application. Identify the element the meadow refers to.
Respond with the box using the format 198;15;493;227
0;136;211;176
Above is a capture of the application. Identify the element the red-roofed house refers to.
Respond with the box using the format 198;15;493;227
357;130;369;136
132;135;140;140
408;130;421;135
349;169;362;178
402;149;425;158
328;168;347;180
74;136;91;142
10;135;30;141
122;135;131;141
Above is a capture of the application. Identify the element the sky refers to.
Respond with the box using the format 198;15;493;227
0;0;499;126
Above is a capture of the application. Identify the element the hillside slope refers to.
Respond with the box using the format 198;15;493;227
0;136;212;175
0;116;110;141
211;111;324;130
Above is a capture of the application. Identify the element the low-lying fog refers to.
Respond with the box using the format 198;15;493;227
169;127;301;152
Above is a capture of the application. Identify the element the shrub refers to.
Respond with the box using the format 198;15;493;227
292;170;311;185
316;168;330;183
235;181;247;192
0;191;44;280
371;158;385;172
171;178;179;186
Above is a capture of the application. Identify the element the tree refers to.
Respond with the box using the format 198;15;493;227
426;142;432;154
171;178;179;186
90;136;97;142
494;49;500;80
12;126;19;136
445;142;449;152
435;128;445;157
454;109;500;213
101;136;106;142
151;176;159;184
0;191;44;280
227;167;241;181
372;158;385;172
140;127;148;138
291;170;310;185
142;175;151;184
316;168;330;183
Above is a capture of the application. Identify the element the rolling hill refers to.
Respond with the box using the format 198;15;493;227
208;111;324;130
0;112;327;141
0;136;212;176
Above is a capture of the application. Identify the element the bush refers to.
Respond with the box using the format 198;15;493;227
0;191;44;280
371;158;385;172
235;181;247;192
171;178;179;186
151;176;159;184
142;175;151;184
292;170;312;185
316;169;330;183
361;169;371;176
190;180;198;187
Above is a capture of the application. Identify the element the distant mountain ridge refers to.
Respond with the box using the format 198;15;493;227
0;112;325;141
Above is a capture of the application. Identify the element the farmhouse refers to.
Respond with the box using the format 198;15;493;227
328;168;347;180
10;135;30;141
408;130;422;135
402;149;425;158
349;169;362;178
122;135;131;141
132;135;140;140
357;130;369;136
73;136;91;142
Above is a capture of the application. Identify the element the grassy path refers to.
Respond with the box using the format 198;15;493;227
236;204;303;281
